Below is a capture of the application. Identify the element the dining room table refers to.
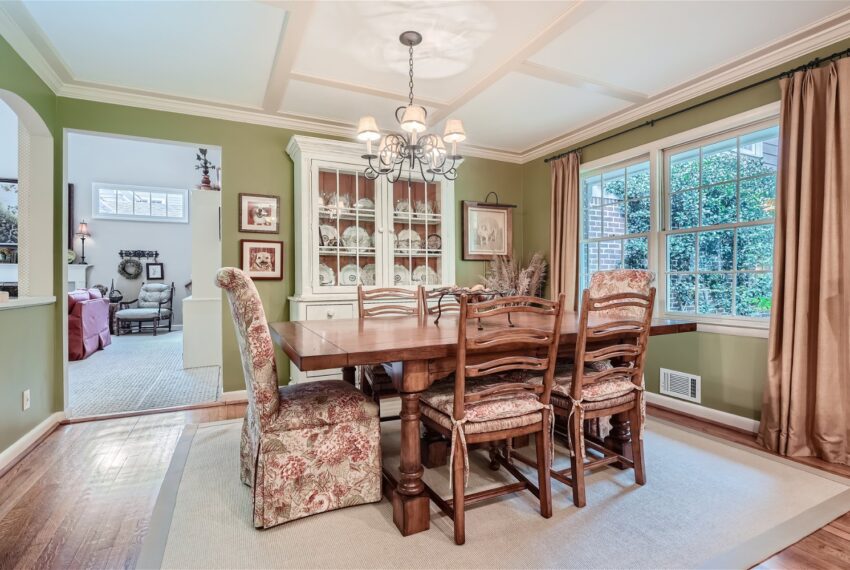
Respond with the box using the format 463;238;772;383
269;310;697;537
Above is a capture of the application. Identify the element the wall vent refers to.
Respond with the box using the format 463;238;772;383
660;368;701;403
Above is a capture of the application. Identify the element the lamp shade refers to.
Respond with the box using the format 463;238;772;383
400;105;427;134
356;116;381;141
443;119;466;143
76;221;91;237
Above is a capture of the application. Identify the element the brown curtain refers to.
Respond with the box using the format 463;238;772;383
549;152;581;308
758;58;850;465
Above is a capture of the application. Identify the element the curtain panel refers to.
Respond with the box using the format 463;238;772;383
758;58;850;465
549;152;581;308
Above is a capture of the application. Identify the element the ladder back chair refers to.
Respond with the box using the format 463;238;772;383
357;285;423;420
420;287;461;317
419;293;565;544
517;285;655;508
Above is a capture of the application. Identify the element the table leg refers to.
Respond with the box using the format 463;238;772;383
342;366;356;386
603;412;633;469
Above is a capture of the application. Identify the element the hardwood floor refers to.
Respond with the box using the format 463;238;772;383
0;401;846;569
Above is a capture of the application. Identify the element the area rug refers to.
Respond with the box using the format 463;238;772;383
68;331;220;417
138;418;850;569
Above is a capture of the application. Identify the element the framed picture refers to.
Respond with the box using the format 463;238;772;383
146;262;164;280
462;201;515;261
239;193;280;234
240;239;283;280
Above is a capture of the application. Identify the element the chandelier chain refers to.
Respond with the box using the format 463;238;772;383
408;43;414;106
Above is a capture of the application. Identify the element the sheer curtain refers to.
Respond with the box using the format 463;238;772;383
758;58;850;465
549;152;581;308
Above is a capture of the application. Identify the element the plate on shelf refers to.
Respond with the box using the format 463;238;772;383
322;193;350;209
393;264;410;285
355;197;374;210
395;200;411;214
319;224;340;247
427;233;442;250
342;225;371;248
361;264;376;285
340;264;360;286
397;229;421;250
318;263;335;286
413;265;440;285
415;200;437;216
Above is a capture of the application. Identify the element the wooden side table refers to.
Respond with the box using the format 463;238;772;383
108;302;119;335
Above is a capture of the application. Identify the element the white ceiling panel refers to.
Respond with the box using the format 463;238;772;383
22;0;287;108
454;72;630;151
529;1;850;96
281;79;437;135
293;0;575;103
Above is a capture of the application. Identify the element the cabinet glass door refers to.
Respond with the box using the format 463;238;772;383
316;167;379;289
390;178;444;287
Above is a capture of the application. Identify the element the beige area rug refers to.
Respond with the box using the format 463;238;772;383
139;418;850;569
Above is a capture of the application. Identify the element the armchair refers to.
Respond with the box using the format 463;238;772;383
115;282;175;336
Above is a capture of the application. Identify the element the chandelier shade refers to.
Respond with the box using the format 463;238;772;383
355;31;465;183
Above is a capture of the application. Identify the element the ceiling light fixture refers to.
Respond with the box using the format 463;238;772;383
357;31;465;182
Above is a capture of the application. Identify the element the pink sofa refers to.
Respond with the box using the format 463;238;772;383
68;288;111;361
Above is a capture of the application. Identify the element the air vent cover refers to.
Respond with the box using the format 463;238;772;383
660;368;701;403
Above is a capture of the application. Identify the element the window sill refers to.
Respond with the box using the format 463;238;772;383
695;322;769;338
0;296;57;311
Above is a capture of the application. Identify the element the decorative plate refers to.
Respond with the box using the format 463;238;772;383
319;224;340;247
355;197;374;210
415;200;435;216
342;225;371;248
395;200;411;214
393;264;410;285
397;229;421;250
318;263;335;286
361;264;376;285
427;234;442;251
67;249;77;264
317;194;325;207
322;193;350;209
340;264;360;286
413;265;440;285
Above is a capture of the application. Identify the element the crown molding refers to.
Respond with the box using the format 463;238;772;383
521;7;850;162
0;6;62;92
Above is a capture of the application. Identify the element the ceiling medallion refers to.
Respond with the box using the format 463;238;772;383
356;31;466;183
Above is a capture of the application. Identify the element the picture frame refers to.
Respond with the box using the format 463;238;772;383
146;262;164;280
239;193;280;234
240;239;283;280
462;201;515;261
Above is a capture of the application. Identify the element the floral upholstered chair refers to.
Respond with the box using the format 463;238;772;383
216;267;382;529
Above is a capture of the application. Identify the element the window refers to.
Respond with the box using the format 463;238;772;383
93;183;188;223
580;159;650;289
664;124;778;319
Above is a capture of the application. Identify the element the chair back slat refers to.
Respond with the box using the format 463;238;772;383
571;287;656;401
358;285;422;318
421;288;460;315
453;294;565;420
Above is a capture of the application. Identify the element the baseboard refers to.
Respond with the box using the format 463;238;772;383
0;411;65;477
220;389;247;402
646;392;760;433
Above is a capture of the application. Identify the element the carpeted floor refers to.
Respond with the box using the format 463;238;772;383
68;331;220;417
139;418;850;569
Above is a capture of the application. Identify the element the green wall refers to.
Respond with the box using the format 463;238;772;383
521;37;850;421
0;35;60;452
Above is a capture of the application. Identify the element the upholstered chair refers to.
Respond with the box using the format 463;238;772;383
216;268;382;529
114;282;175;336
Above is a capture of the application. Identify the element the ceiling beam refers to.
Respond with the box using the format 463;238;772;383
428;0;602;123
261;1;314;112
288;72;448;109
515;61;648;104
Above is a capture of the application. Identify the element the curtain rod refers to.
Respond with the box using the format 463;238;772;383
543;46;850;164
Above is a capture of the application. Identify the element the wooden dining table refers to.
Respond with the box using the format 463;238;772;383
269;311;696;537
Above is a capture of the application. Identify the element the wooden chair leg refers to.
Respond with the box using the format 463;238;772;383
536;416;552;518
569;412;586;508
629;404;646;486
452;441;465;545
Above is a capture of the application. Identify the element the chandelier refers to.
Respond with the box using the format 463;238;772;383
356;31;466;183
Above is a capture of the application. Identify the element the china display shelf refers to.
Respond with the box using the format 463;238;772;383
392;249;442;258
392;212;442;224
319;247;376;257
318;206;376;221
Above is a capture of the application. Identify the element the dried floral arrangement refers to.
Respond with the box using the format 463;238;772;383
480;253;548;297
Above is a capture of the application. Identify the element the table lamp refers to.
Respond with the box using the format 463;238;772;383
76;220;91;264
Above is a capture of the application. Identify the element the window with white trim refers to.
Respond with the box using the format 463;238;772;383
580;159;650;290
663;123;777;319
92;183;188;223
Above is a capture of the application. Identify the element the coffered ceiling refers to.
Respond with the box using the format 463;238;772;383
1;0;849;162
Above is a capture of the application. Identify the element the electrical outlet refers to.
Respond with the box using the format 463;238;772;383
22;389;30;411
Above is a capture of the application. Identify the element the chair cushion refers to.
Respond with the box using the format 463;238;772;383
550;390;637;411
421;376;544;423
528;365;639;403
115;308;172;320
272;380;379;432
421;405;542;434
138;283;172;308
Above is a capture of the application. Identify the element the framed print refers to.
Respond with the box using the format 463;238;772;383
146;262;164;280
239;193;280;233
240;239;283;280
462;201;515;261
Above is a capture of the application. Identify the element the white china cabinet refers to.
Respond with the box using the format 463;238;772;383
286;135;456;383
